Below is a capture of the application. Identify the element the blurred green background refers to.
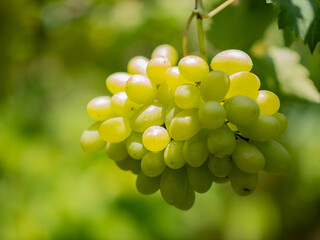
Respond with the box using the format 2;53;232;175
0;0;320;239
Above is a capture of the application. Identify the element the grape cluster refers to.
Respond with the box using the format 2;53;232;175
81;44;292;210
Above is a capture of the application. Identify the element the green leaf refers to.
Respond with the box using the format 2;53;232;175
267;0;320;52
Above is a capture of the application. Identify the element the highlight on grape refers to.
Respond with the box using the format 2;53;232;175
81;44;292;210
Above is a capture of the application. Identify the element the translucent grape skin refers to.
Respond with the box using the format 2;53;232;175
106;72;131;94
255;90;280;115
157;82;174;105
151;44;178;66
207;155;233;178
136;171;160;195
178;55;209;82
200;71;230;102
174;84;202;109
164;140;186;169
126;132;148;160
175;184;195;211
106;140;128;162
165;102;182;130
142;126;170;152
186;165;213;193
231;139;265;173
211;175;230;184
198;101;226;129
80;122;106;152
273;112;288;136
99;117;132;143
111;91;141;118
127;56;149;75
141;151;166;177
146;56;171;85
230;167;258;196
87;96;115;121
224;95;260;126
210;49;253;75
165;66;194;90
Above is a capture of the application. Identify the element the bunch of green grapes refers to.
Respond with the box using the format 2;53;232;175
81;44;292;210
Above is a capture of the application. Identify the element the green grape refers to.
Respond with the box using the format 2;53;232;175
164;140;186;169
136;171;160;195
80;122;106;152
87;96;115;121
207;125;236;158
127;56;149;75
115;157;141;174
183;130;209;167
151;44;178;65
210;49;253;75
250;140;292;174
157;82;174;105
165;102;182;129
169;109;202;141
106;72;131;94
273;112;288;136
165;66;195;90
200;71;230;102
238;115;280;142
114;157;131;171
129;158;142;175
131;103;166;132
230;167;258;196
175;184;195;210
186;165;212;193
125;74;157;104
142;126;170;152
111;91;142;118
207;155;233;178
106;140;128;162
141;151;166;177
99;117;132;143
174;84;202;109
198;101;225;129
126;132;148;160
226;71;260;99
231;139;265;173
255;90;280;115
146;56;171;85
178;55;209;82
211;175;229;184
160;168;188;206
224;95;260;126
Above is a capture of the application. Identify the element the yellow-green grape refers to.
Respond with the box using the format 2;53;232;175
250;140;292;174
141;151;166;177
174;84;202;109
183;130;209;167
165;66;195;90
111;91;142;118
175;184;195;211
211;175;230;184
157;82;174;105
273;112;288;136
106;140;128;162
106;72;131;94
207;155;233;178
151;44;178;65
164;140;186;169
142;126;170;152
115;157;141;174
131;103;166;132
210;49;253;75
186;165;213;193
165;101;182;129
178;55;209;82
160;168;188;207
136;171;160;195
232;139;265;173
226;71;260;99
146;56;171;85
169;109;202;141
99;117;132;143
126;132;148;160
87;96;115;121
198;101;226;129
224;95;260;126
200;71;230;102
230;167;258;196
255;90;280;115
80;122;106;152
207;125;236;158
127;56;149;75
238;115;280;142
125;74;157;104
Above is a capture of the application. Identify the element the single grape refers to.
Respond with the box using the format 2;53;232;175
157;82;174;105
136;171;160;195
211;175;229;184
165;66;194;90
106;140;128;162
151;44;178;65
255;90;280;115
178;55;209;82
87;96;115;121
127;56;149;75
115;157;141;174
141;151;166;177
106;72;131;94
99;117;132;143
142;126;170;152
210;49;253;75
230;167;258;196
125;74;157;104
146;56;171;85
224;95;260;126
174;84;202;109
186;164;213;193
126;132;148;160
207;155;233;178
164;140;186;169
198;101;226;129
111;91;142;118
273;112;288;136
200;71;230;102
175;184;195;211
80;122;106;152
165;101;182;129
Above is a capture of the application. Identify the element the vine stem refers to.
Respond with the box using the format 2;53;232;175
201;0;235;19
